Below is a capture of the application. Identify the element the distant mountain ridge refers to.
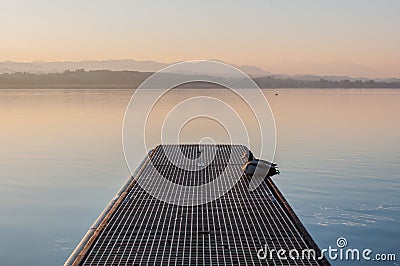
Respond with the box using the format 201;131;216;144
0;59;270;77
0;59;399;82
1;69;400;88
0;59;168;74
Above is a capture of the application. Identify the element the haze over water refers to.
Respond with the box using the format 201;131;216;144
0;88;399;265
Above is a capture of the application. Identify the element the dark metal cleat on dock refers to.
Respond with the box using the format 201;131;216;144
242;150;280;178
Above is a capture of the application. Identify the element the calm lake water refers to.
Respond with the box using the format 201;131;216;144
0;88;399;265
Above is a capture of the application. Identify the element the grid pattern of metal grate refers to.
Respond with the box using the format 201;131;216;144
81;145;323;265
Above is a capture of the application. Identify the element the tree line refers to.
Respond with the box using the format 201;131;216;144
1;69;399;88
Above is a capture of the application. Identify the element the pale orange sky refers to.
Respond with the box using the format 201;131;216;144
1;0;399;77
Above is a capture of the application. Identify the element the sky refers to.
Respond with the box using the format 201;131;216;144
0;0;399;77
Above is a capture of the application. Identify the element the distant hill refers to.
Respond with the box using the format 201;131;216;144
1;69;399;88
263;60;400;79
0;59;270;77
1;59;398;83
0;59;168;74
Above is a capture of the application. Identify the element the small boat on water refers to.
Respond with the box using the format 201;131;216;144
242;150;280;178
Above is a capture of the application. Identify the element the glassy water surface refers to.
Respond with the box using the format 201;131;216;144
0;89;399;265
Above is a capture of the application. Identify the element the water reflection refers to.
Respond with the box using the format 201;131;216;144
0;88;399;265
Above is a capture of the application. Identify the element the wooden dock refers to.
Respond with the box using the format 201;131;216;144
65;144;330;265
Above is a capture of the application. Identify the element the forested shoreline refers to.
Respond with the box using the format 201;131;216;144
1;69;399;88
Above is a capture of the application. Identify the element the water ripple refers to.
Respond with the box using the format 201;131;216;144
311;204;398;227
52;238;74;252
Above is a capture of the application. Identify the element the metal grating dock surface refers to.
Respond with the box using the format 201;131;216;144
75;144;329;265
